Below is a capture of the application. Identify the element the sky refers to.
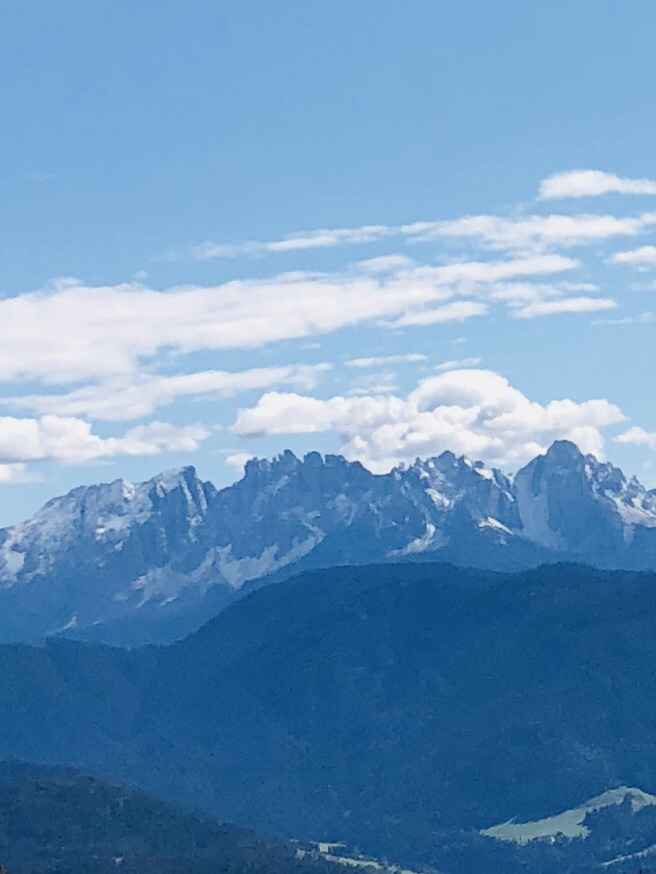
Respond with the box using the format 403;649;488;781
1;0;656;525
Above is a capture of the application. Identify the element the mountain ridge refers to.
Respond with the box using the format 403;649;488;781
2;440;656;644
3;562;656;873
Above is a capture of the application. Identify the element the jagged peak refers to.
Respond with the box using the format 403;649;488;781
244;449;300;476
544;439;585;463
35;466;199;510
242;450;362;482
525;442;630;490
407;450;500;478
147;465;198;493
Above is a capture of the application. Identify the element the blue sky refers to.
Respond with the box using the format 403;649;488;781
1;0;656;524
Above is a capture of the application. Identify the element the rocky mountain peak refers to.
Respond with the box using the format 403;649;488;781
543;439;584;464
2;440;656;645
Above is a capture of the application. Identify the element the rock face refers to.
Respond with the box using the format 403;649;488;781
1;440;656;644
0;466;224;644
514;440;656;563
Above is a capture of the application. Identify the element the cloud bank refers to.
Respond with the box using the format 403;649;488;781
233;369;626;471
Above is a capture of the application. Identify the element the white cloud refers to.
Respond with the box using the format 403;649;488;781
539;170;656;200
615;426;656;451
416;213;656;253
387;301;488;327
0;415;209;465
594;311;655;326
233;369;626;471
0;258;576;386
611;245;656;268
347;371;400;396
354;255;415;273
193;212;656;259
512;296;617;319
224;452;254;472
192;225;396;259
435;357;482;371
4;364;331;422
346;353;427;369
402;254;578;283
0;463;31;484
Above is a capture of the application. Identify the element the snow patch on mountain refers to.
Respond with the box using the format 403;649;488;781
388;522;446;556
3;441;656;644
218;531;325;587
602;842;656;867
481;786;656;844
479;516;514;536
0;533;25;580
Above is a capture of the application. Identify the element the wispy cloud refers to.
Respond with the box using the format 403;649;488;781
594;311;656;326
539;169;656;200
512;296;617;319
346;353;427;369
192;225;397;259
418;213;656;253
2;364;332;422
0;256;577;387
435;357;482;371
611;245;656;268
191;212;656;259
346;371;400;396
615;426;656;451
354;255;415;273
387;301;488;328
0;463;32;484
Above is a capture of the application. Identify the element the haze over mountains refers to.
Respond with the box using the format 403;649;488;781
1;440;656;644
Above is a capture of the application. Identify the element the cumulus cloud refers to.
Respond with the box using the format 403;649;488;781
611;245;656;268
4;364;331;422
539;170;656;200
232;369;626;471
0;415;209;465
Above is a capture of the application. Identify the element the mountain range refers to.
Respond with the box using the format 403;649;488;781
2;439;656;644
3;562;656;874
